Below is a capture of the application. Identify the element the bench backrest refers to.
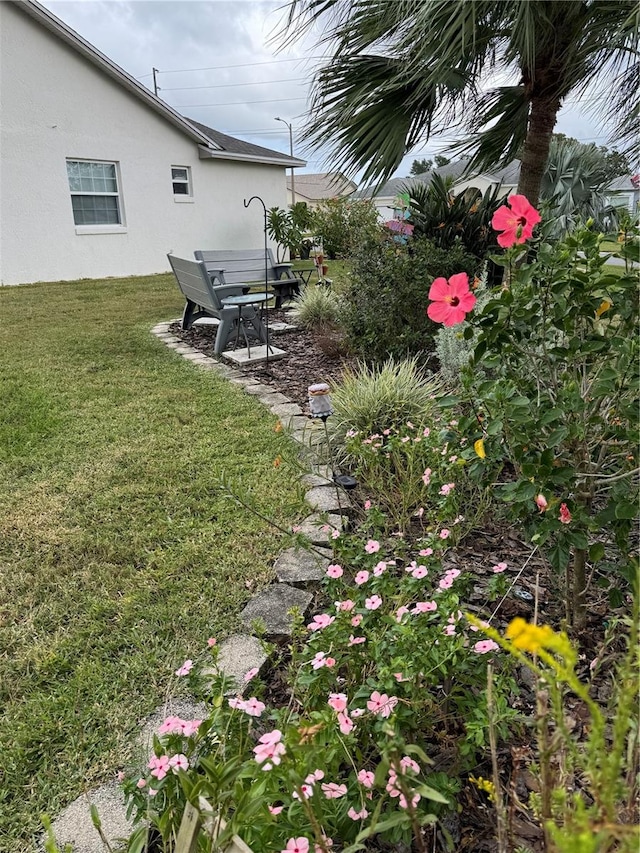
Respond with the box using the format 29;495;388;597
194;248;282;286
168;254;222;311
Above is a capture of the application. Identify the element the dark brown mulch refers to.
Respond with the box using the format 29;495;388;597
168;312;357;409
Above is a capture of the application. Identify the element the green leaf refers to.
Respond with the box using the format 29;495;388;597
415;782;449;803
615;501;638;519
589;542;605;562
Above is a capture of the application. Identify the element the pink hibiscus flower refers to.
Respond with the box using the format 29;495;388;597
559;503;572;524
492;194;541;248
427;273;477;327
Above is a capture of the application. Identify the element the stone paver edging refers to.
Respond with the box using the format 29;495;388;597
50;319;353;851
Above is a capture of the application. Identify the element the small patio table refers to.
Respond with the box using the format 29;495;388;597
221;292;271;356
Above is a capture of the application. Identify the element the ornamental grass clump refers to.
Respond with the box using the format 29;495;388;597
288;285;344;332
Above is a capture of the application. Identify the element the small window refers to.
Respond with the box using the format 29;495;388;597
66;160;122;225
172;166;191;196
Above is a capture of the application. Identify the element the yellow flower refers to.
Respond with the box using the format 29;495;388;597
469;775;496;802
595;300;611;318
474;438;486;459
505;618;574;663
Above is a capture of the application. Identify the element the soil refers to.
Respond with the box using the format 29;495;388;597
169;311;357;410
168;315;634;853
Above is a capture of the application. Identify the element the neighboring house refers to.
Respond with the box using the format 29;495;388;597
286;172;357;208
604;175;640;214
0;0;305;286
353;159;519;220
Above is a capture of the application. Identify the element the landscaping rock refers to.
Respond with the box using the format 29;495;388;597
49;783;133;853
297;513;346;545
258;391;292;407
240;584;312;638
273;547;329;585
215;633;269;691
304;485;352;514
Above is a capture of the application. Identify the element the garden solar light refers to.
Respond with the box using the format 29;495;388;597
308;383;334;419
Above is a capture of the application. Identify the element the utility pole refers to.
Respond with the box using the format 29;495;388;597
152;67;160;97
275;117;295;206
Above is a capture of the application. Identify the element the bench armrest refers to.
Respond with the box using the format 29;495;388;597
213;283;247;300
207;267;225;285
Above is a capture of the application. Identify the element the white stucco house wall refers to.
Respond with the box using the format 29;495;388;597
0;0;305;286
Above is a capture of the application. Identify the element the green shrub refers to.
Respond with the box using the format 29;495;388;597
288;284;344;331
311;197;382;258
342;237;479;362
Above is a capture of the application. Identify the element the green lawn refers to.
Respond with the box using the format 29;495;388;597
0;274;304;851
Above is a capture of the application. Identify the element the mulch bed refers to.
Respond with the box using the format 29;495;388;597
168;313;632;853
169;311;357;410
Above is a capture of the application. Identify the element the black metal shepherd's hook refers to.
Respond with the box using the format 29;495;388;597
243;195;270;366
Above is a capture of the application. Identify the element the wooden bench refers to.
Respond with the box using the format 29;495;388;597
194;248;302;309
167;254;267;355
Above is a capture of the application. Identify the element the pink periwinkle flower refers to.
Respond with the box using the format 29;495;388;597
207;637;217;647
228;696;247;711
282;838;310;853
328;692;348;712
400;792;421;809
439;529;451;540
331;528;341;539
365;539;380;554
438;575;454;590
307;613;336;632
244;667;259;682
148;755;170;780
269;804;284;816
337;711;354;735
412;565;428;579
364;500;372;510
169;753;189;774
254;730;286;770
175;659;193;677
492;562;507;574
357;769;375;788
351;707;365;718
373;560;387;576
446;568;461;579
324;657;336;668
158;716;184;735
354;570;370;585
292;782;314;801
439;483;455;496
337;599;355;612
474;640;500;654
311;652;328;670
443;624;457;636
348;634;366;646
395;606;410;622
365;595;382;611
136;778;147;789
351;614;363;627
394;672;409;682
347;806;369;821
180;719;202;737
422;468;432;485
367;691;398;718
243;697;266;717
419;547;434;557
322;782;348;799
412;600;437;614
326;564;344;579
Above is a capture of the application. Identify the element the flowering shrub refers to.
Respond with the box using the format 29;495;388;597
123;512;519;852
427;204;639;627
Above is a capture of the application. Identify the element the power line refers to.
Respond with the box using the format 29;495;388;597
151;56;329;75
174;96;307;108
161;77;308;92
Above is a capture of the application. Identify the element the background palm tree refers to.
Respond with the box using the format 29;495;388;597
285;0;639;204
540;136;621;233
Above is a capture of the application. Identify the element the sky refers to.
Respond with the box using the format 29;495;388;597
42;0;621;184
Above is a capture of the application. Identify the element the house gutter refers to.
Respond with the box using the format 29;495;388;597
197;147;306;168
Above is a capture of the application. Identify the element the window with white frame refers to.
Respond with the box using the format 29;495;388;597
171;166;192;197
66;160;122;226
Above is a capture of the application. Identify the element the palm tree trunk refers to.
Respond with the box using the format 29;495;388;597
517;96;561;205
